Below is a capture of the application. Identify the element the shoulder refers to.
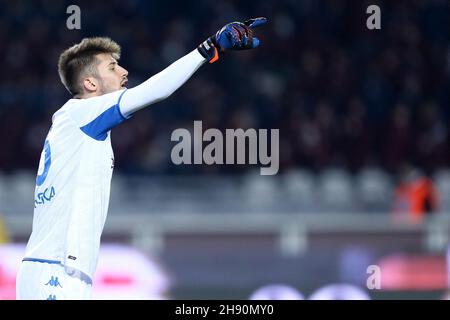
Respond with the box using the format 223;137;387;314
52;90;128;130
83;89;128;107
62;89;127;109
51;99;75;122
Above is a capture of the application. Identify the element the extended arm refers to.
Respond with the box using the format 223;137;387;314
119;50;205;117
119;17;267;118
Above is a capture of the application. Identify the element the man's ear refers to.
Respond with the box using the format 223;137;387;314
83;77;98;93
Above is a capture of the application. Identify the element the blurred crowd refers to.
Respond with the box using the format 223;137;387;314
0;0;449;176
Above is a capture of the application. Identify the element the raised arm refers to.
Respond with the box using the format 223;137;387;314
119;50;205;117
119;17;268;118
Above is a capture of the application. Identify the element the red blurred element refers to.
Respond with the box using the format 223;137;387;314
101;274;134;285
378;254;447;290
391;167;440;223
0;266;16;300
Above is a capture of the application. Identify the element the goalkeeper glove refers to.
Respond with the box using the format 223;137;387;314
198;17;268;63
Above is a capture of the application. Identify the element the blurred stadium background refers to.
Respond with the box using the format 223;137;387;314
1;0;450;299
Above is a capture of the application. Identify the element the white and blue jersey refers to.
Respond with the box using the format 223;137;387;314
23;88;130;280
17;49;206;299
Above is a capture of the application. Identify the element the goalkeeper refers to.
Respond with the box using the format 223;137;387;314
16;18;267;300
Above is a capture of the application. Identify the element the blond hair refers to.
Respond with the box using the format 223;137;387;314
58;37;121;95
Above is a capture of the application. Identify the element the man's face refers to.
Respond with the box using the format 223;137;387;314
93;53;128;95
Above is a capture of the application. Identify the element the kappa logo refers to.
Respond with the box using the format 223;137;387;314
45;276;62;288
47;294;57;300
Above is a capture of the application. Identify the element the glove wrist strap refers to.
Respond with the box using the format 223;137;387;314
197;37;220;64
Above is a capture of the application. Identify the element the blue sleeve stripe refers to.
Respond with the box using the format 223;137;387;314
117;89;129;119
80;90;130;141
